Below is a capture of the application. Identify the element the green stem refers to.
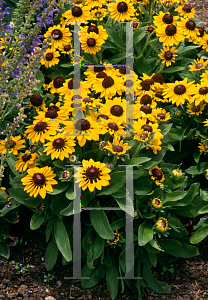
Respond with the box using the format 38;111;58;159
112;155;117;168
105;16;111;29
120;23;123;39
111;18;114;29
135;34;151;60
93;54;98;64
157;62;165;74
132;142;142;158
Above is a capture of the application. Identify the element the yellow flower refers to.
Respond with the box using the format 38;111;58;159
40;48;60;68
61;4;92;25
153;11;178;28
108;0;136;22
187;101;206;115
156;217;168;232
198;139;208;153
91;7;108;21
104;136;131;155
155;24;184;47
44;25;72;50
80;31;104;55
74;158;111;192
149;165;165;185
14;151;38;173
177;18;199;43
172;169;183;177
192;83;208;105
152;198;162;208
79;23;108;43
107;230;120;245
0;136;26;155
158;46;178;67
189;58;208;72
175;2;195;19
84;0;107;9
21;166;58;199
43;133;76;161
154;107;171;122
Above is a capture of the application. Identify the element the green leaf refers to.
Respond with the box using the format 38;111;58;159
159;123;173;136
45;240;58;270
159;239;199;258
111;186;126;198
134;174;152;196
0;199;20;217
190;225;208;244
134;29;147;45
135;56;151;74
65;185;74;200
163;191;187;204
110;218;125;230
101;40;117;49
161;66;186;73
45;219;54;243
90;210;114;239
6;154;19;176
0;189;8;208
106;28;125;49
108;52;131;64
8;188;37;208
0;242;10;259
94;234;105;260
54;218;72;261
198;205;208;214
60;202;74;216
138;222;153;246
142;261;171;294
177;45;201;57
185;162;208;175
81;260;107;288
47;181;68;195
126;157;151;165
51;194;70;215
30;212;45;230
35;70;44;89
106;261;119;300
97;171;126;196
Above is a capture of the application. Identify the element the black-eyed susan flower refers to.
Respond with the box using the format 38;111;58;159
40;48;60;68
177;18;199;43
107;230;120;245
146;26;155;34
57;78;90;100
199;34;208;52
162;78;195;106
152;198;162;208
79;23;108;43
175;2;195;19
80;31;104;55
99;116;125;136
92;73;125;100
61;4;91;24
172;169;183;177
158;46;178;67
30;94;45;111
74;158;111;192
99;97;126;123
48;76;66;94
84;0;107;9
43;133;76;161
14;151;38;173
155;217;168;232
44;25;72;50
153;11;178;28
63;116;102;147
104;136;131;155
201;70;208;85
154;107;171;122
21;166;58;199
187;101;206;115
59;43;73;54
189;58;208;72
34;102;68;123
25;118;59;144
43;75;52;91
108;0;136;22
149;165;165;185
155;24;184;47
146;131;164;154
91;7;108;21
192;83;208;105
0;136;26;155
198;139;208;152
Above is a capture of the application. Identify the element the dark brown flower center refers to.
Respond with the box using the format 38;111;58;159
46;53;53;61
53;138;65;149
165;24;177;36
72;95;82;100
142;124;152;132
86;167;99;179
152;169;163;179
110;105;123;116
125;80;133;87
162;13;173;24
100;141;107;147
147;26;154;34
191;105;200;112
30;94;43;107
53;76;65;89
164;51;173;60
182;4;192;13
185;20;196;30
95;11;101;16
87;38;96;47
117;2;128;12
6;140;16;148
102;76;114;88
33;173;46;186
51;29;63;40
199;87;208;94
151;74;164;84
37;204;44;211
83;97;93;103
68;78;80;90
155;92;164;100
22;154;32;162
45;109;58;119
64;45;71;51
72;6;83;17
155;199;161;205
48;105;60;112
140;94;152;105
141;134;148;140
197;27;204;37
75;119;91;131
34;121;47;132
157;113;165;119
195;63;203;69
94;66;105;72
97;114;109;120
87;25;99;34
108;122;118;131
113;145;123;152
96;71;107;79
119;66;130;75
140;105;152;114
140;79;154;91
62;171;69;178
174;84;186;95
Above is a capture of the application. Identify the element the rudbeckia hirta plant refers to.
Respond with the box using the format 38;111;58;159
108;0;136;22
44;24;72;50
